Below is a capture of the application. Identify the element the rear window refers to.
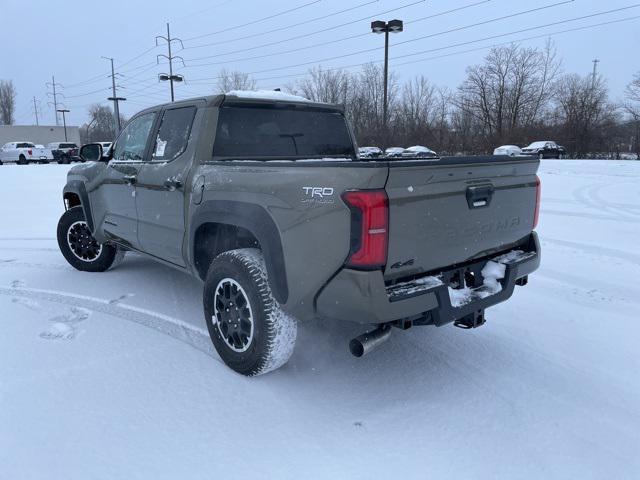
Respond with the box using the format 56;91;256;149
17;143;34;148
60;143;77;149
212;105;355;160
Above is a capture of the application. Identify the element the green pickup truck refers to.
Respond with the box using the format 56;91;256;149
57;91;541;376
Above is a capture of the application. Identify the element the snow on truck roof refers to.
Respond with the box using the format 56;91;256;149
225;90;312;103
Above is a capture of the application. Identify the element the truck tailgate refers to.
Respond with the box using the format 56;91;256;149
384;156;539;280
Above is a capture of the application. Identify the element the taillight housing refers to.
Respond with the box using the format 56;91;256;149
342;189;389;270
533;175;541;229
28;148;33;156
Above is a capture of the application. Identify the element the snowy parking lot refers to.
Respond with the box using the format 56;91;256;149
1;160;638;479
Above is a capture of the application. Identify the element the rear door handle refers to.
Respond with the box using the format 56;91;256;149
123;174;137;185
164;179;183;191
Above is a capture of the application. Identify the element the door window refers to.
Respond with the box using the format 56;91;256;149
112;112;156;161
151;106;196;162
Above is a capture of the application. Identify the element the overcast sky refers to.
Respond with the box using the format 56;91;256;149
2;0;638;126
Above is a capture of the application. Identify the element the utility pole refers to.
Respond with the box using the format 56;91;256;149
591;58;600;88
57;109;70;141
32;96;41;126
102;56;126;134
46;76;63;125
156;23;185;102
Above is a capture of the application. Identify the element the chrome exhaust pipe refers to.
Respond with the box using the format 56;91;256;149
349;326;392;358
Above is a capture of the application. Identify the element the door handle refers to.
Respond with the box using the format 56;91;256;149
163;179;183;191
466;184;494;209
123;174;137;185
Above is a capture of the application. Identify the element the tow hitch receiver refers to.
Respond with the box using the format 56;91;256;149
454;310;486;329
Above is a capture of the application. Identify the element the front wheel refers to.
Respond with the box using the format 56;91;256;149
57;207;124;272
203;248;297;376
18;155;27;165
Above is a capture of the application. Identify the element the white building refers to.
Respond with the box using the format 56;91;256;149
0;125;81;146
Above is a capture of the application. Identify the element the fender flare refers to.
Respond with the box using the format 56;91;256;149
63;181;94;232
190;200;288;304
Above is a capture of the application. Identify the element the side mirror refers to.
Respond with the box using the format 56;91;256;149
80;143;104;162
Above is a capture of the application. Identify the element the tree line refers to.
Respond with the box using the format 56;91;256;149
279;42;639;157
5;41;640;158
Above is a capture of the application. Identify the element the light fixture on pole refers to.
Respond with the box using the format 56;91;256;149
370;19;403;133
57;108;70;141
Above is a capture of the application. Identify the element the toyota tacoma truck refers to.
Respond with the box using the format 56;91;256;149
57;91;541;376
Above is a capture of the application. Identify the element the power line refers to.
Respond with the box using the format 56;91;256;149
185;7;640;85
181;0;521;69
185;0;583;79
183;0;425;52
183;0;324;41
182;0;379;54
182;0;483;64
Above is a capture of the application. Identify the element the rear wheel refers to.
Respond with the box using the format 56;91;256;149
203;248;297;376
57;207;124;272
18;154;27;165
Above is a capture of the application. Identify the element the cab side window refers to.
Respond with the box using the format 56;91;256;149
112;112;156;161
151;106;196;162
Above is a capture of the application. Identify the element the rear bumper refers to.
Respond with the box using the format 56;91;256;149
316;232;540;325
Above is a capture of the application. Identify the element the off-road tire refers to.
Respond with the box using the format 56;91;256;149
203;248;297;376
57;207;124;272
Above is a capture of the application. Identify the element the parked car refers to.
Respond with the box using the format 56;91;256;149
522;141;566;159
493;145;523;157
358;146;383;158
59;92;541;376
0;141;54;164
401;145;438;158
385;147;405;157
48;142;81;164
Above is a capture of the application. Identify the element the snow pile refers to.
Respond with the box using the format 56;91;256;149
448;261;507;308
225;89;311;102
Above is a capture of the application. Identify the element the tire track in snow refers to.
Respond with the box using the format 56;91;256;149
543;237;640;266
0;286;218;359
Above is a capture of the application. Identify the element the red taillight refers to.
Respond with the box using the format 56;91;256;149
533;175;541;229
28;149;33;156
342;189;389;269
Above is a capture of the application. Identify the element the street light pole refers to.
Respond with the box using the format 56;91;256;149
57;109;70;141
371;19;403;135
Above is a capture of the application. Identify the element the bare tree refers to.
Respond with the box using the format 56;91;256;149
348;63;398;147
80;104;125;143
215;69;257;93
456;42;561;149
624;71;640;156
297;67;351;105
0;80;17;125
555;73;617;156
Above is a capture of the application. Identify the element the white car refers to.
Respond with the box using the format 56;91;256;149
402;145;438;158
384;147;405;158
493;145;523;157
0;141;54;165
358;146;382;158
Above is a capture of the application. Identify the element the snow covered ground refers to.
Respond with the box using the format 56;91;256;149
1;160;638;479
